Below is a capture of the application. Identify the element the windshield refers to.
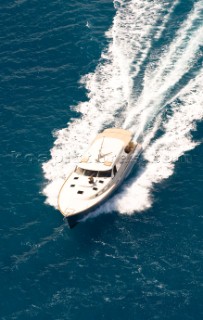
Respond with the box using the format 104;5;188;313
75;167;112;178
98;170;111;177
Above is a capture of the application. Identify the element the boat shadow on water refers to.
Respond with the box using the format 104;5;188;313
63;212;118;244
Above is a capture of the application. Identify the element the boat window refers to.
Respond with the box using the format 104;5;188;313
84;170;98;177
113;166;117;176
77;190;84;194
75;166;112;178
98;170;112;178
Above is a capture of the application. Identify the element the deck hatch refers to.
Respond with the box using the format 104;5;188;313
77;190;84;194
70;184;75;187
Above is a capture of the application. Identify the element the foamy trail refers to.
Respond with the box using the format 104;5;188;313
42;0;173;208
151;0;203;83
124;0;203;136
155;0;180;40
109;0;178;105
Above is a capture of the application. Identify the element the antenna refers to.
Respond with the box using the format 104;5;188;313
97;137;104;162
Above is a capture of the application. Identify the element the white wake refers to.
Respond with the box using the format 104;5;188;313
42;0;203;216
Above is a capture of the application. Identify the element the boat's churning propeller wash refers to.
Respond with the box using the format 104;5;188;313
43;0;203;224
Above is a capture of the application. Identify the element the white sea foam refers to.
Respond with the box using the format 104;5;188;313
154;0;180;40
124;0;203;133
42;0;203;216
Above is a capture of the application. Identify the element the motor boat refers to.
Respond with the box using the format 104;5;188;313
58;128;142;228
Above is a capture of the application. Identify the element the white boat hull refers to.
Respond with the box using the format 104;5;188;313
57;128;142;228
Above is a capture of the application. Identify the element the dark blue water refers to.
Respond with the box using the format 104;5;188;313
0;1;203;319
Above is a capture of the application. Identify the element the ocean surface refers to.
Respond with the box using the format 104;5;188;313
0;0;203;319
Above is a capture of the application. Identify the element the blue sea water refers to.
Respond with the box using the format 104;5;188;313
0;0;203;319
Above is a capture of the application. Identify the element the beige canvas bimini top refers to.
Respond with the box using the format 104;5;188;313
78;128;133;171
94;128;133;146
